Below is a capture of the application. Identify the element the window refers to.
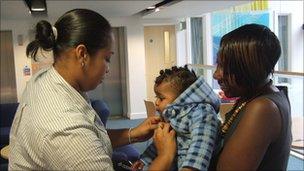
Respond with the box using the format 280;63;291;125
190;17;203;64
277;14;290;83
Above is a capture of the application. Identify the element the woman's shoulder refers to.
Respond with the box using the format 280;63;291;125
247;95;279;114
245;93;281;123
242;94;282;140
246;90;288;119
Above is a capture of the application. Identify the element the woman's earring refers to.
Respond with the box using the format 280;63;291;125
81;62;85;67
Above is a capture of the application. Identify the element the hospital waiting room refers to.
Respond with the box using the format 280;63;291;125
1;0;303;170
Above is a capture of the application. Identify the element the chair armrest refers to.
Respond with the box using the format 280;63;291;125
113;145;140;162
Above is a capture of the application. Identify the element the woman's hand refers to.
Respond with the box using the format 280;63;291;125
153;123;176;158
148;123;176;170
130;116;162;143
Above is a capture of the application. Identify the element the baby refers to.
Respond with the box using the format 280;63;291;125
133;65;221;171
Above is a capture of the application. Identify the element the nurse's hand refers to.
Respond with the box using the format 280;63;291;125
131;160;145;171
130;116;162;143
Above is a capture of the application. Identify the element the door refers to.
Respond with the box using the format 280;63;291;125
0;31;17;103
144;25;177;101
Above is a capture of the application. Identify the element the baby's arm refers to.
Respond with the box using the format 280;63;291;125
181;108;220;170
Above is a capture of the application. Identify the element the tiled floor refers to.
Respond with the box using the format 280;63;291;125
288;155;304;170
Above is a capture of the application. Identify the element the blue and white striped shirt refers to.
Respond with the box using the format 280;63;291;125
9;66;114;170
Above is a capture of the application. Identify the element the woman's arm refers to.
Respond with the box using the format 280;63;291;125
107;116;161;148
106;129;130;148
149;123;176;171
217;98;281;170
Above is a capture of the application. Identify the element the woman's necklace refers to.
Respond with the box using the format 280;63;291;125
220;80;273;135
221;101;247;134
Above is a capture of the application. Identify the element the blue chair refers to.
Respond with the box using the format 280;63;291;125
90;100;140;163
0;103;19;149
0;103;19;169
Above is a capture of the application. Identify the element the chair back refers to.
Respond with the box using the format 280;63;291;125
276;85;288;97
91;100;110;126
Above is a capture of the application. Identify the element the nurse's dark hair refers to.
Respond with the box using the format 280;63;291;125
26;9;112;61
155;65;197;94
217;24;281;88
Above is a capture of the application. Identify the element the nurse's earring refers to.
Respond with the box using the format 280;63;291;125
82;54;88;68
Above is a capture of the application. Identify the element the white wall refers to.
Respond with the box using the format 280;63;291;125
1;16;148;119
1;19;38;101
110;16;147;119
176;29;187;66
142;18;178;26
269;1;303;73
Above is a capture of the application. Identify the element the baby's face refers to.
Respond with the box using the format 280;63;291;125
154;82;179;114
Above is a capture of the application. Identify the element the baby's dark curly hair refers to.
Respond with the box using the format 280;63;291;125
155;65;197;94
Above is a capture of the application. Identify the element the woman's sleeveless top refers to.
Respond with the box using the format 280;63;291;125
209;90;292;170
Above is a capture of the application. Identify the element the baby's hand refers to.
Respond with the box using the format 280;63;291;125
131;160;145;171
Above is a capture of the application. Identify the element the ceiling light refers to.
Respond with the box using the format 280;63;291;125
24;0;47;15
137;0;181;16
147;6;155;10
30;0;46;12
31;8;45;12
